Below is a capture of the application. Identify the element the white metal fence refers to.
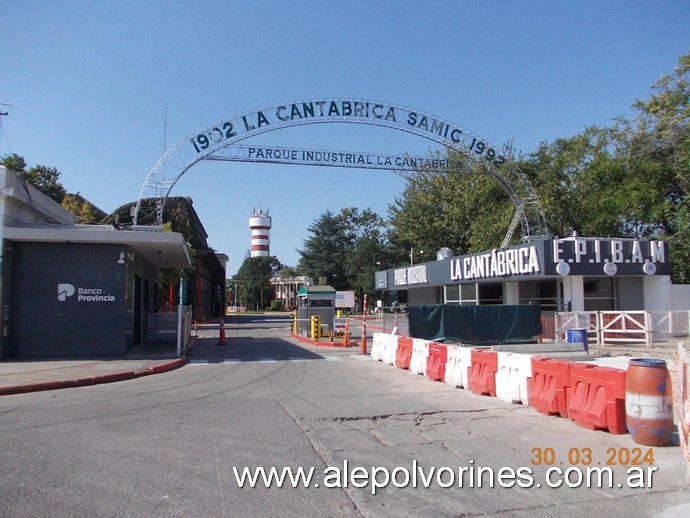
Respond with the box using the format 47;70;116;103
555;310;690;347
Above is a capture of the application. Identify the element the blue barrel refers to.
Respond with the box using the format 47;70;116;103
567;328;589;353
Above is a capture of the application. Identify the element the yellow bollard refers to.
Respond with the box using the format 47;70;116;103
310;315;321;341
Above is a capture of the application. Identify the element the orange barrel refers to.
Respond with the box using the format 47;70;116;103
625;358;674;446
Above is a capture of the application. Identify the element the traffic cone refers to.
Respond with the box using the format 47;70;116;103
217;320;228;345
360;321;367;354
343;318;350;347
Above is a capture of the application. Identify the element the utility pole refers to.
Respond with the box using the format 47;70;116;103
0;103;11;153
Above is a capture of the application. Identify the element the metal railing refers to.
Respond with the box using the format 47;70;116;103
555;310;690;347
144;306;192;356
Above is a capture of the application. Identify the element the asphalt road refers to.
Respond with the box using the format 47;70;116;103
1;315;689;517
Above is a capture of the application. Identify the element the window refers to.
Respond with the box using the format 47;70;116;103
584;277;614;311
519;280;559;311
478;283;503;305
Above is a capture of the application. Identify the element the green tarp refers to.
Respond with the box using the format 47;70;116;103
408;304;542;344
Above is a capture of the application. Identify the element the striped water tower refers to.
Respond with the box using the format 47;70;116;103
249;207;272;257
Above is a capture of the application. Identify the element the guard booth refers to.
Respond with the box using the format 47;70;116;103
297;285;336;335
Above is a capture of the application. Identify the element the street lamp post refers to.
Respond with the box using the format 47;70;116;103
410;247;424;265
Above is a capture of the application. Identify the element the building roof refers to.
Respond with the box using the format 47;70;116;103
3;224;191;268
298;285;336;295
1;167;191;268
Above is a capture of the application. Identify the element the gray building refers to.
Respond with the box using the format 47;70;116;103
0;166;191;359
376;237;679;312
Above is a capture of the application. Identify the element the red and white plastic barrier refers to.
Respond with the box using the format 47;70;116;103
529;358;572;418
426;342;448;382
370;333;386;361
410;339;429;375
469;350;498;397
361;336;670;438
395;337;414;370
496;352;532;405
568;363;627;434
445;346;473;389
381;334;399;366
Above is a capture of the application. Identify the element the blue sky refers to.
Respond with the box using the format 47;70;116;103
1;1;689;275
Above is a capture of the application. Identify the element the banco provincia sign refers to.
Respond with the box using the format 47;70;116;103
379;238;670;290
57;283;116;303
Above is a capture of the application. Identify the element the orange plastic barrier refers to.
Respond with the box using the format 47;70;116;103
395;337;413;370
469;350;498;396
426;342;448;381
529;358;572;418
568;363;627;434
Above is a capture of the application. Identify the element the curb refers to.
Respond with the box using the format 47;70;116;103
289;333;355;348
0;357;188;396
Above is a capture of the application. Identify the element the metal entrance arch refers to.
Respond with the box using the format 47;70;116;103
134;98;547;245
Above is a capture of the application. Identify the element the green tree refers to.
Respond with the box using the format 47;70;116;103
236;256;283;311
298;207;390;299
524;126;657;238
1;153;66;203
624;51;690;281
628;52;690;198
61;193;106;224
387;151;514;259
341;207;389;298
298;210;349;289
1;153;26;173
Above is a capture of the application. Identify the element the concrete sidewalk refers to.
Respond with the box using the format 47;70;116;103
0;344;185;396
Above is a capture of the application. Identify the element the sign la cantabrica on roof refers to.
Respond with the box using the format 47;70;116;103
377;238;670;290
188;99;507;168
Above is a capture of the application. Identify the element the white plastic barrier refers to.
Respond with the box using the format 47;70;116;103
410;339;429;375
382;334;399;365
496;352;533;405
445;346;473;389
371;332;386;361
675;342;690;471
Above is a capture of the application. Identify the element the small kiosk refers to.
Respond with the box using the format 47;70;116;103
297;285;336;335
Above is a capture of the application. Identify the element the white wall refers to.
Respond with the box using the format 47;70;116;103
504;281;520;305
643;275;673;311
0;167;76;227
562;276;585;311
671;284;690;311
